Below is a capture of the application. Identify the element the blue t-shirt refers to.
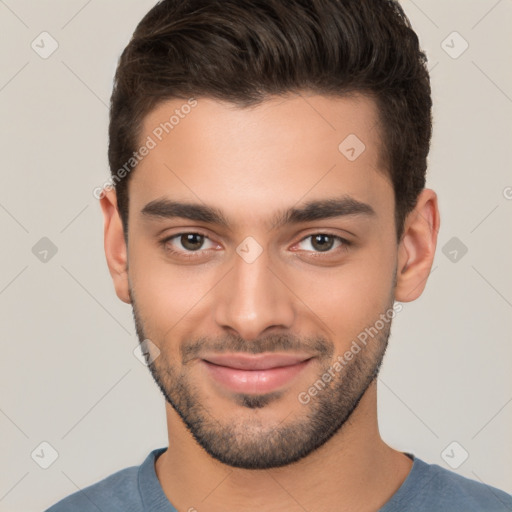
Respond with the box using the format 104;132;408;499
45;448;512;511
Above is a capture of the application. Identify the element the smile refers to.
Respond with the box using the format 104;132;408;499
201;353;314;394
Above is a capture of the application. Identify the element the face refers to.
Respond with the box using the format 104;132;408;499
124;93;400;469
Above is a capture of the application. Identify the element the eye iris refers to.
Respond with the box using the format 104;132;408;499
181;233;204;251
311;234;334;252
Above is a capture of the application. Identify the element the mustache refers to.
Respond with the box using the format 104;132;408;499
180;333;334;364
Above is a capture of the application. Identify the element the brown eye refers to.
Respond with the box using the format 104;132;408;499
180;233;205;251
160;232;217;259
295;233;351;255
310;234;335;252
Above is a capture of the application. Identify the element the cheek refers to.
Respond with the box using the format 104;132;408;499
290;244;396;342
128;242;220;339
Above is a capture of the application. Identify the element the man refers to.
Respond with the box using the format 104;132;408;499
46;0;512;510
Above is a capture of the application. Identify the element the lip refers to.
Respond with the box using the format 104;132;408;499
203;353;312;370
201;353;314;394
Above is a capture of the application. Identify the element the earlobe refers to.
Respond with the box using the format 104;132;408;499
395;189;440;303
99;187;131;304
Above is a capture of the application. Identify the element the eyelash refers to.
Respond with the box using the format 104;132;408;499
295;233;352;257
160;231;218;260
159;231;352;260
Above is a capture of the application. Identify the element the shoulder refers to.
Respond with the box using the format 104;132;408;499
44;464;141;512
386;456;512;512
426;462;512;511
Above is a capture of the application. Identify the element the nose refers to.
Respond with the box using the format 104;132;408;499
213;244;295;341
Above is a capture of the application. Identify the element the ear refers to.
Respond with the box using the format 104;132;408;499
99;187;131;304
395;188;440;302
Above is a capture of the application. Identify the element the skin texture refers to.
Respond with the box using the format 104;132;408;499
100;92;440;512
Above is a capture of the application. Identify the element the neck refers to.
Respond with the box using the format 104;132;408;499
155;381;412;512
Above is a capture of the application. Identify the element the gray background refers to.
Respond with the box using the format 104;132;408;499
1;1;511;510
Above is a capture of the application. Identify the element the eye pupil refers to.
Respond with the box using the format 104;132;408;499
312;234;334;252
181;233;204;251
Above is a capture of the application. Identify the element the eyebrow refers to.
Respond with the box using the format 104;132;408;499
140;195;376;230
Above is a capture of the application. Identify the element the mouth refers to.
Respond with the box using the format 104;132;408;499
201;353;315;394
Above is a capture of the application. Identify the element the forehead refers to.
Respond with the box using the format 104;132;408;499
128;92;393;227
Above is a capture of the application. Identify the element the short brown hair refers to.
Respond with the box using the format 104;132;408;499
108;0;432;243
